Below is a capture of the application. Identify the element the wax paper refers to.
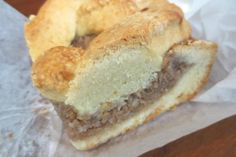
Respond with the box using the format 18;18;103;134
0;0;236;156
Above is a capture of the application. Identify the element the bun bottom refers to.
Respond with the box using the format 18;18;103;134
69;40;216;150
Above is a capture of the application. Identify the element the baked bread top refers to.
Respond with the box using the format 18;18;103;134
25;0;137;61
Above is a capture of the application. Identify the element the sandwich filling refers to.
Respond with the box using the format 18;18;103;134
53;51;192;139
71;34;97;49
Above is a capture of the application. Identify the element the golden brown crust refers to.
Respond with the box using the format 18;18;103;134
32;47;84;101
85;10;191;62
24;0;137;61
24;0;79;61
136;0;183;17
76;0;137;36
134;0;168;9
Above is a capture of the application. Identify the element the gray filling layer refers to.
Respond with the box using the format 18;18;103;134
53;53;191;139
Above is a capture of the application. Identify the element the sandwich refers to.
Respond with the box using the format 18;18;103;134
25;0;217;150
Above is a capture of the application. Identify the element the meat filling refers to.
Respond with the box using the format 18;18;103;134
53;53;192;139
71;34;97;49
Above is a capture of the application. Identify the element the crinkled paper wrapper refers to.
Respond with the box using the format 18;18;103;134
0;0;236;156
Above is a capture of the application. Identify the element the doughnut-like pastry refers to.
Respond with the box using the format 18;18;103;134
26;0;217;150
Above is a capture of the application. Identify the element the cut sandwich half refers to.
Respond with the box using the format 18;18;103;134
52;40;216;150
31;8;217;150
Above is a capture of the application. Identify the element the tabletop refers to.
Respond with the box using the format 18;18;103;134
5;0;236;157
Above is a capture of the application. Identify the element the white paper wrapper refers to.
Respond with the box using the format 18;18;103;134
0;0;236;157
